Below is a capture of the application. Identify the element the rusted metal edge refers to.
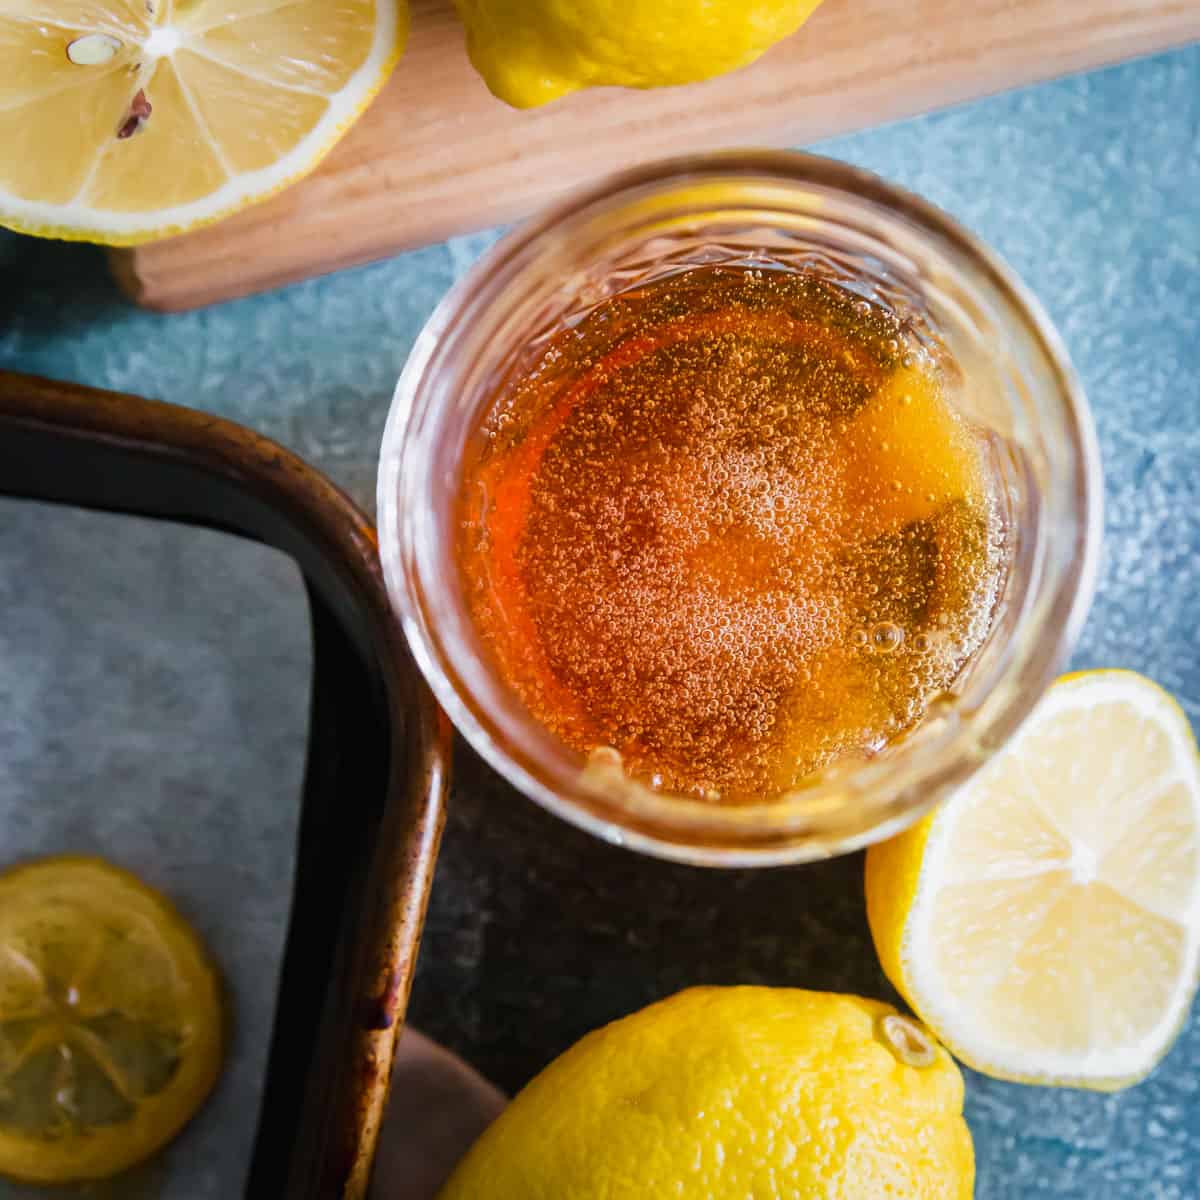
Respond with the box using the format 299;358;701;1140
0;370;450;1198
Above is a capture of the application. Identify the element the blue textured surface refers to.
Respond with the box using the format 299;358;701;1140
2;46;1198;1199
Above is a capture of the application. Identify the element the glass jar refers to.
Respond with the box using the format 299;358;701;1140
378;151;1101;866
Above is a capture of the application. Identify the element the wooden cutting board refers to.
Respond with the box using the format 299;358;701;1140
109;0;1199;312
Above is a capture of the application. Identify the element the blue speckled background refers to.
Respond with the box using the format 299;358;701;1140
2;46;1198;1199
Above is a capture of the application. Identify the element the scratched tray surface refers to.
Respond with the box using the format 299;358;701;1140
0;505;312;1199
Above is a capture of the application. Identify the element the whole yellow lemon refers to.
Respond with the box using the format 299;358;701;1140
453;0;825;108
438;986;974;1199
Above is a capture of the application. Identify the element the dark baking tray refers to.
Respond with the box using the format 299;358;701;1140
0;369;449;1198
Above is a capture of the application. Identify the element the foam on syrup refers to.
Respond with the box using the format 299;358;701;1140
458;266;1007;802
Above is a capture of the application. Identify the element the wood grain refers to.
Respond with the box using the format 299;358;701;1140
110;0;1200;312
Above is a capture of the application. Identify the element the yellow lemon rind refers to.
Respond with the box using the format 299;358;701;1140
439;985;973;1199
457;0;824;109
0;4;408;247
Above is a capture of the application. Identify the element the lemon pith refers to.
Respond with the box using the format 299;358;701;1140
453;0;824;109
0;856;224;1183
438;986;973;1199
866;670;1200;1090
0;0;407;245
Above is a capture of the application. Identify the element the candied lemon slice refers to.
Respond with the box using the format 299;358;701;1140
0;0;407;244
866;671;1200;1089
0;856;223;1182
835;363;990;543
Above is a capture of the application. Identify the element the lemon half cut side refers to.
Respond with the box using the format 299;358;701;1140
0;0;407;244
867;671;1200;1090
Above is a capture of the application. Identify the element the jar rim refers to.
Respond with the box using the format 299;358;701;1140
378;149;1102;866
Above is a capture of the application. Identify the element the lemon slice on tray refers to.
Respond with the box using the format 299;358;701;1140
866;671;1200;1090
0;856;224;1183
0;0;407;245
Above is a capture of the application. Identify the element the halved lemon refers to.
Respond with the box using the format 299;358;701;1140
0;856;224;1183
866;671;1200;1090
0;0;407;245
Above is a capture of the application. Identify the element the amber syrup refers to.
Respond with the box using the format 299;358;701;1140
458;265;1007;802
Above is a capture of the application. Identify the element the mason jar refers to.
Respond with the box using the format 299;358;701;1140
378;151;1102;866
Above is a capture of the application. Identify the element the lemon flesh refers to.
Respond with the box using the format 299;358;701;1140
454;0;824;109
439;986;973;1199
0;0;407;244
866;670;1200;1090
0;857;224;1183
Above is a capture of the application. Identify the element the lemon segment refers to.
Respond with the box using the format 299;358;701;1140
836;364;988;541
866;670;1200;1090
0;857;224;1184
0;0;407;244
438;986;973;1199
